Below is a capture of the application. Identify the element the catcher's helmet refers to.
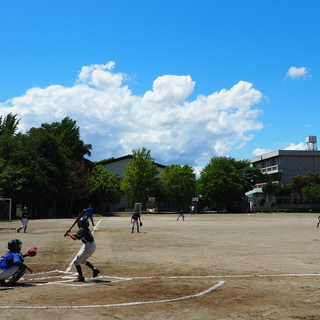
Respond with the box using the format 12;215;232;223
8;239;22;251
78;217;89;228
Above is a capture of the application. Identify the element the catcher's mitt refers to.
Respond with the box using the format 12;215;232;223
140;221;143;227
26;247;38;257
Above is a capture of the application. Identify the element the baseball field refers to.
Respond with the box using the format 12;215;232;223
0;212;320;320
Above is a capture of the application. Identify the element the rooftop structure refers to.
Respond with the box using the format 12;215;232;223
250;149;320;187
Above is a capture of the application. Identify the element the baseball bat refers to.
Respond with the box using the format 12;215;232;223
64;209;86;236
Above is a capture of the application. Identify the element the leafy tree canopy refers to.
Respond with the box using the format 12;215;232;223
198;157;260;211
90;165;122;206
40;116;92;161
0;114;94;216
121;147;159;204
160;164;196;206
0;113;20;136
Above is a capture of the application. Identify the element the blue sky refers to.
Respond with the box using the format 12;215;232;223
1;1;320;174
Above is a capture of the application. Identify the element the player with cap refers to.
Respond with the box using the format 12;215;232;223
0;239;33;286
64;217;100;282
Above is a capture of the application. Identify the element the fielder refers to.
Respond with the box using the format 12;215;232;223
86;204;95;226
64;217;100;282
17;207;29;233
0;239;33;286
177;209;185;221
131;209;141;233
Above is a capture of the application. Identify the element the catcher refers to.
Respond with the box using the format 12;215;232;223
64;217;100;282
0;239;37;286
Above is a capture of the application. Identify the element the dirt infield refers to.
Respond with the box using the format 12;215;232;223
1;213;320;319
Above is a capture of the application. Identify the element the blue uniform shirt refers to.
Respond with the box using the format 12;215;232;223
0;252;24;269
86;207;93;217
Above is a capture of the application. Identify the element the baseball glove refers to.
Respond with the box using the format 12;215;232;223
140;221;143;227
26;247;38;257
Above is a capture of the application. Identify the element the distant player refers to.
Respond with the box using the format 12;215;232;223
64;217;100;282
131;209;141;233
191;205;195;215
86;204;95;226
317;215;320;227
0;239;33;286
17;207;29;233
177;209;185;221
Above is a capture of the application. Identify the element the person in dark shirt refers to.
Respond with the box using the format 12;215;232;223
64;217;100;282
86;204;95;226
131;209;141;233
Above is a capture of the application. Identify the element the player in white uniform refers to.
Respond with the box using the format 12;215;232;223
17;207;29;233
65;217;100;282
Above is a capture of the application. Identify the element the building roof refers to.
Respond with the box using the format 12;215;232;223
250;149;320;163
97;155;166;169
245;188;263;196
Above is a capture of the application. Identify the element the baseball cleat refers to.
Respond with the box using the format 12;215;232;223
93;268;100;278
73;276;85;282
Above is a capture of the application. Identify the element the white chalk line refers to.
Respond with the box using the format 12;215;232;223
2;271;320;309
3;218;319;309
0;280;225;309
21;270;320;285
65;218;102;272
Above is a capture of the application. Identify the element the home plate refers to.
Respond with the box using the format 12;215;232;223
61;276;77;279
94;228;99;231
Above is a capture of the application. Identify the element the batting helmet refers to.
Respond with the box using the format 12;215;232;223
78;217;89;228
8;239;22;251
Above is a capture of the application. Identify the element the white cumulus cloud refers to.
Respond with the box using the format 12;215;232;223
252;148;272;157
285;66;310;80
0;62;265;167
252;142;307;158
284;142;305;150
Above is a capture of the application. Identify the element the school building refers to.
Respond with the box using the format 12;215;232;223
246;136;320;211
99;155;166;212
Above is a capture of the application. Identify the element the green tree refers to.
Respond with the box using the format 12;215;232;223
0;113;20;136
67;160;93;215
301;184;320;204
90;165;122;212
258;197;266;207
0;132;36;202
0;115;93;217
239;162;268;192
40;116;92;161
160;164;196;207
25;127;70;201
198;156;256;212
290;174;310;202
121;148;159;205
28;117;93;214
262;182;292;205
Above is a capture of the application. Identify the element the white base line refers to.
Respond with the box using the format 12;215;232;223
21;270;320;283
2;271;320;309
65;219;102;272
0;281;225;309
